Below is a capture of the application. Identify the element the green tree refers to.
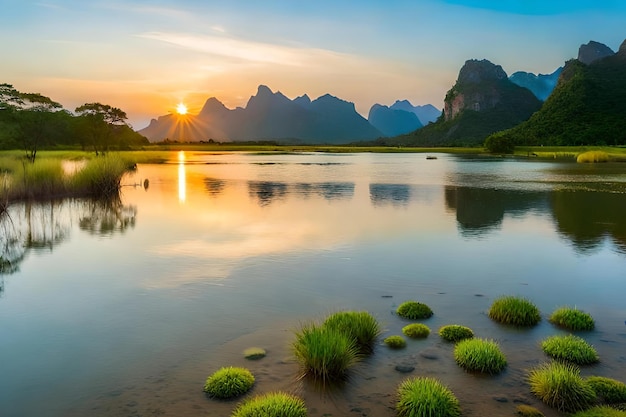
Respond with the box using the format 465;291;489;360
75;103;129;154
18;93;63;162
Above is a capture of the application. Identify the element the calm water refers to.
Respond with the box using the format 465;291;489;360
1;152;625;417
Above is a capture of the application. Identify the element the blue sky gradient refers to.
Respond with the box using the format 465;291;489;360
1;0;624;128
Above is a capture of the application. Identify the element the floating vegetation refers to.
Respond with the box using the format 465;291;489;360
453;338;507;374
396;377;461;417
438;325;474;343
541;334;599;365
397;301;433;320
203;366;255;399
231;392;307;417
402;323;431;339
549;307;595;331
488;296;541;327
528;361;596;413
384;335;407;349
243;347;266;360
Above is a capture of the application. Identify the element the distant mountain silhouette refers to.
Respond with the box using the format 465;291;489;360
577;40;615;64
367;104;422;137
509;67;562;101
139;85;383;144
390;100;441;125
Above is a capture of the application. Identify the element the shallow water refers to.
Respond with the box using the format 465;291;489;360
1;152;625;416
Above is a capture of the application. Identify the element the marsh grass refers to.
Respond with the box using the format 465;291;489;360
292;323;358;383
570;405;626;417
549;307;595;331
541;334;599;365
384;335;407;349
516;404;545;416
488;296;541;327
396;377;461;417
528;361;596;413
71;155;130;197
231;391;307;417
402;323;430;339
438;325;474;343
397;301;433;320
586;376;626;404
203;366;255;399
453;338;507;374
577;150;609;163
323;311;381;354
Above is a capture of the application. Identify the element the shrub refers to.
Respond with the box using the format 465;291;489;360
570;405;626;417
516;404;545;416
402;323;430;339
203;366;255;399
232;391;307;417
323;311;381;354
292;323;358;382
541;334;599;365
577;151;609;163
586;376;626;404
384;335;407;349
488;296;541;327
549;307;595;331
397;301;433;320
454;338;507;374
396;377;461;417
438;325;474;343
528;361;596;412
484;133;515;154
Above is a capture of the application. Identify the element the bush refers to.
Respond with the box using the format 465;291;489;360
203;366;255;399
488;296;541;327
586;376;626;404
396;377;461;417
438;325;474;343
570;405;626;417
528;361;596;412
549;307;595;331
397;301;433;320
384;335;407;349
516;404;545;416
324;311;381;354
577;151;609;163
484;133;515;154
402;323;430;339
454;338;507;374
541;334;599;365
292;323;358;382
231;392;307;417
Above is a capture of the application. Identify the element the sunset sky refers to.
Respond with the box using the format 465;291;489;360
2;0;625;129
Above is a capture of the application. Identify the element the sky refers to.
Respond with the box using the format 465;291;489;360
1;0;625;129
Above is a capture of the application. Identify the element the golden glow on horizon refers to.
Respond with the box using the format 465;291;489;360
176;102;188;115
178;151;186;203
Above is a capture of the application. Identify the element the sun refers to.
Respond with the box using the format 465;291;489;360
176;102;188;115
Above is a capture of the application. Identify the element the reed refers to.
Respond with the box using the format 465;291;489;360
323;311;381;354
577;150;609;163
203;366;255;399
231;392;307;417
396;377;461;417
71;155;129;197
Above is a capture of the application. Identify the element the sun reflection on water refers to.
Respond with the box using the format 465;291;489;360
178;151;186;203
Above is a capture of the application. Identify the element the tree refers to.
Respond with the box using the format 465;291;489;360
75;103;129;154
18;93;63;162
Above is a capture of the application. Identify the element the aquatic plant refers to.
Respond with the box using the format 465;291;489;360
577;150;609;163
402;323;430;339
549;307;595;331
570;405;626;417
19;159;66;199
397;301;433;320
541;334;599;365
384;335;407;349
515;404;545;416
231;391;307;417
203;366;255;399
396;377;461;417
71;155;129;197
528;361;596;413
323;311;381;354
453;338;507;374
243;347;266;360
438;325;474;343
488;296;541;327
292;323;358;382
586;376;626;404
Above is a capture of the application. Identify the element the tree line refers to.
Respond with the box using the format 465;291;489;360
0;84;148;161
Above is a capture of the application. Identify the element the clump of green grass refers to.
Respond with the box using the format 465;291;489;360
396;377;461;417
384;335;407;349
243;347;266;360
402;323;430;339
292;323;358;383
528;361;596;413
577;150;609;163
203;366;255;399
516;404;545;416
541;334;599;365
438;325;474;343
570;405;626;417
488;296;541;327
18;159;66;199
323;311;381;354
454;338;507;374
397;301;433;320
71;155;129;197
586;376;626;404
549;307;595;331
231;391;307;417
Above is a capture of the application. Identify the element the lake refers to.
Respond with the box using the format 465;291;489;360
1;152;625;416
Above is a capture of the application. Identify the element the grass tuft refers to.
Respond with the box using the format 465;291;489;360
549;307;595;331
488;296;541;327
577;151;609;163
384;335;407;349
516;404;545;416
203;366;255;399
243;347;266;360
438;325;474;343
528;361;596;413
402;323;430;339
454;338;507;374
541;334;599;365
397;301;433;320
586;376;626;404
570;405;626;417
71;155;129;197
231;391;307;417
396;377;461;417
323;311;381;354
